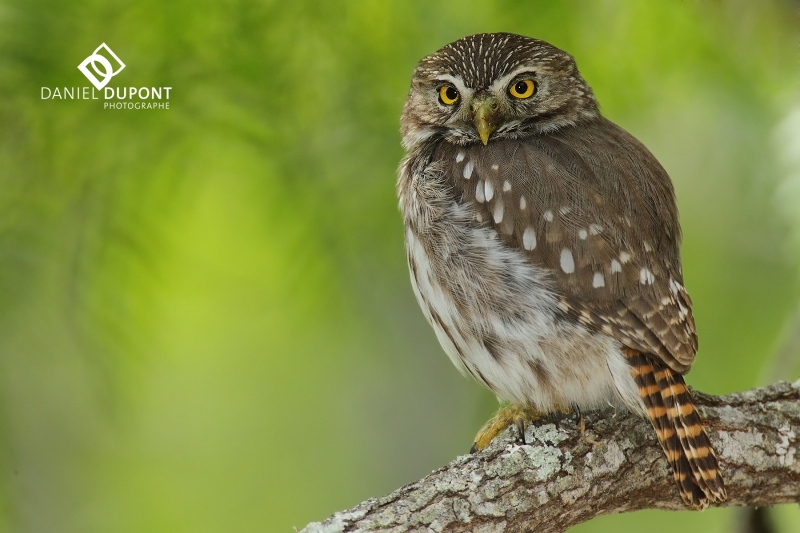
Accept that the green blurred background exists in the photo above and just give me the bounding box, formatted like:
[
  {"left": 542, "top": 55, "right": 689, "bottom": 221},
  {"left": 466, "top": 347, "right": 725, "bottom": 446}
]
[{"left": 1, "top": 1, "right": 799, "bottom": 531}]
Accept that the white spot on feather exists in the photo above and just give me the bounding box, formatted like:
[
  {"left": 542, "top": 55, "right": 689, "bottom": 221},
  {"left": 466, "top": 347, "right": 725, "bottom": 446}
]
[
  {"left": 544, "top": 210, "right": 554, "bottom": 222},
  {"left": 523, "top": 227, "right": 537, "bottom": 250},
  {"left": 643, "top": 241, "right": 652, "bottom": 252},
  {"left": 476, "top": 180, "right": 485, "bottom": 203},
  {"left": 560, "top": 249, "right": 575, "bottom": 274},
  {"left": 484, "top": 180, "right": 495, "bottom": 201},
  {"left": 611, "top": 259, "right": 622, "bottom": 273},
  {"left": 456, "top": 151, "right": 465, "bottom": 163},
  {"left": 578, "top": 229, "right": 588, "bottom": 240},
  {"left": 491, "top": 164, "right": 499, "bottom": 171},
  {"left": 669, "top": 278, "right": 681, "bottom": 296},
  {"left": 463, "top": 160, "right": 474, "bottom": 179},
  {"left": 619, "top": 251, "right": 631, "bottom": 264},
  {"left": 520, "top": 196, "right": 527, "bottom": 210},
  {"left": 493, "top": 197, "right": 504, "bottom": 223},
  {"left": 592, "top": 272, "right": 605, "bottom": 288},
  {"left": 503, "top": 180, "right": 511, "bottom": 192},
  {"left": 589, "top": 224, "right": 603, "bottom": 235},
  {"left": 639, "top": 268, "right": 654, "bottom": 285}
]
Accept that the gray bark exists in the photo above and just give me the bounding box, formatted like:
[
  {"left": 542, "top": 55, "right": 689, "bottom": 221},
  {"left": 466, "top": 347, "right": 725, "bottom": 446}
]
[{"left": 301, "top": 381, "right": 800, "bottom": 533}]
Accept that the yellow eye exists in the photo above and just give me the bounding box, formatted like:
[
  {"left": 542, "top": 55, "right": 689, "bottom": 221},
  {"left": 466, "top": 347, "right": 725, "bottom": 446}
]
[
  {"left": 438, "top": 85, "right": 459, "bottom": 105},
  {"left": 509, "top": 79, "right": 535, "bottom": 99}
]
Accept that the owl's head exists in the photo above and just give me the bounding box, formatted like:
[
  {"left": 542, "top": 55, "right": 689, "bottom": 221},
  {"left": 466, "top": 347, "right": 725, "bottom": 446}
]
[{"left": 401, "top": 33, "right": 599, "bottom": 149}]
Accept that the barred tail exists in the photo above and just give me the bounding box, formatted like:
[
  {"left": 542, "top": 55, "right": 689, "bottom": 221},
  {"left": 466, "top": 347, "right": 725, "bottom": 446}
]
[{"left": 624, "top": 349, "right": 727, "bottom": 509}]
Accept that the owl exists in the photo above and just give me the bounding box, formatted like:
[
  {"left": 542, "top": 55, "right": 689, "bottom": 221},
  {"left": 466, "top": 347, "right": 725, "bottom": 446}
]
[{"left": 397, "top": 33, "right": 726, "bottom": 509}]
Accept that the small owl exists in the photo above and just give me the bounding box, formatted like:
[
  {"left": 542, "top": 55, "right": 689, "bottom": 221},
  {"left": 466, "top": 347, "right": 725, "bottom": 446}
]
[{"left": 397, "top": 33, "right": 726, "bottom": 509}]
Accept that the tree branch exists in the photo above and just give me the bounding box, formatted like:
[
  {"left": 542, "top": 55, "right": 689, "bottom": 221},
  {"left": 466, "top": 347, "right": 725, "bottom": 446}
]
[{"left": 301, "top": 381, "right": 800, "bottom": 533}]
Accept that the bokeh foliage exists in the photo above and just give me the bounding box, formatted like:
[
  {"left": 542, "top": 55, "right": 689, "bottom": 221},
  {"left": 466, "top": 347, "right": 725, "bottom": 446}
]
[{"left": 0, "top": 1, "right": 798, "bottom": 531}]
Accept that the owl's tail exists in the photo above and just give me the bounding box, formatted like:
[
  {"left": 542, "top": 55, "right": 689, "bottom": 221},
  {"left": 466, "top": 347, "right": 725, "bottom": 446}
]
[{"left": 624, "top": 348, "right": 727, "bottom": 509}]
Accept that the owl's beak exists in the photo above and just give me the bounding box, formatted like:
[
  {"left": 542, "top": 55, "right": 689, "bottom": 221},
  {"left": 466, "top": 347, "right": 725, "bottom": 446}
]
[{"left": 473, "top": 98, "right": 498, "bottom": 145}]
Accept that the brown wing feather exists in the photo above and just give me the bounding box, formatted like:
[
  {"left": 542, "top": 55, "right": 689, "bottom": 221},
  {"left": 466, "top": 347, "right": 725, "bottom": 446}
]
[{"left": 436, "top": 117, "right": 697, "bottom": 373}]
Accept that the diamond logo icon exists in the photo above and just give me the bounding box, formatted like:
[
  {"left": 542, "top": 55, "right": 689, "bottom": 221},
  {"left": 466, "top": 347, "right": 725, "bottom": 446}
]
[{"left": 77, "top": 43, "right": 125, "bottom": 90}]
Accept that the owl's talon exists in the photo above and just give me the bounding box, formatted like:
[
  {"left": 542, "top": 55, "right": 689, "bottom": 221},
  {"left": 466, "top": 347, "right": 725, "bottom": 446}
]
[
  {"left": 471, "top": 403, "right": 542, "bottom": 452},
  {"left": 514, "top": 417, "right": 527, "bottom": 445},
  {"left": 575, "top": 406, "right": 585, "bottom": 437}
]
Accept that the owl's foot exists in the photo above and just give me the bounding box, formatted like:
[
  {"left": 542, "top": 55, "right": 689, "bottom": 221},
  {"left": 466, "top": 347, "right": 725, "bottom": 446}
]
[{"left": 470, "top": 403, "right": 544, "bottom": 453}]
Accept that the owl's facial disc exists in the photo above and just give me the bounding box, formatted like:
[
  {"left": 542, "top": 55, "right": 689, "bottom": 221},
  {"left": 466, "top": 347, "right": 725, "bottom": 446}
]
[
  {"left": 401, "top": 34, "right": 601, "bottom": 149},
  {"left": 472, "top": 97, "right": 500, "bottom": 145}
]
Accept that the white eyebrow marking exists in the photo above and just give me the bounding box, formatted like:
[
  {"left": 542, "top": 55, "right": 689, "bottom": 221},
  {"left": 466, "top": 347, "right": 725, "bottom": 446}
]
[
  {"left": 560, "top": 249, "right": 575, "bottom": 274},
  {"left": 523, "top": 227, "right": 536, "bottom": 250},
  {"left": 433, "top": 74, "right": 469, "bottom": 93},
  {"left": 487, "top": 66, "right": 537, "bottom": 93}
]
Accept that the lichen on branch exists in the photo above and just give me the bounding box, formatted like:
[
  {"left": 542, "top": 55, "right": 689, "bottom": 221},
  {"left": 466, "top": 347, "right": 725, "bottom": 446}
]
[{"left": 302, "top": 381, "right": 800, "bottom": 533}]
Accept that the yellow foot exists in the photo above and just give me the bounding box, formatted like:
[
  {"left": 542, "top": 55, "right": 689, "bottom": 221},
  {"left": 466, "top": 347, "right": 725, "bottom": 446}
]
[{"left": 470, "top": 403, "right": 544, "bottom": 453}]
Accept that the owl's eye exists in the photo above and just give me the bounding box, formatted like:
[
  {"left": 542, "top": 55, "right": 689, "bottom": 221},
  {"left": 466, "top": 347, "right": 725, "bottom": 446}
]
[
  {"left": 438, "top": 85, "right": 459, "bottom": 105},
  {"left": 509, "top": 79, "right": 535, "bottom": 99}
]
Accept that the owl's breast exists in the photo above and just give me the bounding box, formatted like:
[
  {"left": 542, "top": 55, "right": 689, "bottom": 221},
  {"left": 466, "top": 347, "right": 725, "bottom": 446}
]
[{"left": 397, "top": 145, "right": 640, "bottom": 413}]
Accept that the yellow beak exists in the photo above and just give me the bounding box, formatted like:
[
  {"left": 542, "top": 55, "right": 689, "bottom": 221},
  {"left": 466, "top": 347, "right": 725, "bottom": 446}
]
[{"left": 473, "top": 99, "right": 498, "bottom": 145}]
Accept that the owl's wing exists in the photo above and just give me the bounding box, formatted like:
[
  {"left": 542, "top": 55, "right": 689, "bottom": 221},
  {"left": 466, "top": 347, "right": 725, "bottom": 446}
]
[{"left": 438, "top": 117, "right": 697, "bottom": 373}]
